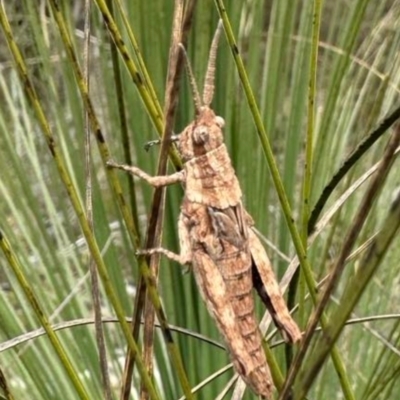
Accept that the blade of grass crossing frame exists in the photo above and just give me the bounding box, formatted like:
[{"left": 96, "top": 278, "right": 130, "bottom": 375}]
[
  {"left": 105, "top": 0, "right": 141, "bottom": 230},
  {"left": 112, "top": 0, "right": 164, "bottom": 119},
  {"left": 138, "top": 4, "right": 184, "bottom": 397},
  {"left": 286, "top": 0, "right": 324, "bottom": 373},
  {"left": 298, "top": 0, "right": 323, "bottom": 325},
  {"left": 83, "top": 1, "right": 112, "bottom": 398},
  {"left": 308, "top": 104, "right": 400, "bottom": 233}
]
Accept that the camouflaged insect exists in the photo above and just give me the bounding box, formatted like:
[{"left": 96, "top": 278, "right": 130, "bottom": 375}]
[{"left": 108, "top": 22, "right": 301, "bottom": 399}]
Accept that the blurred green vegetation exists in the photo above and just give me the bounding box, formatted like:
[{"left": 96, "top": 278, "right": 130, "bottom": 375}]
[{"left": 0, "top": 1, "right": 400, "bottom": 399}]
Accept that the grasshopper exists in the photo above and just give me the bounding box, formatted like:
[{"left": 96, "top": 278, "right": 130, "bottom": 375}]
[{"left": 108, "top": 22, "right": 301, "bottom": 399}]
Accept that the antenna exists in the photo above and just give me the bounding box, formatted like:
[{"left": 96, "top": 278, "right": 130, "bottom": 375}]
[
  {"left": 179, "top": 43, "right": 202, "bottom": 114},
  {"left": 203, "top": 20, "right": 223, "bottom": 106}
]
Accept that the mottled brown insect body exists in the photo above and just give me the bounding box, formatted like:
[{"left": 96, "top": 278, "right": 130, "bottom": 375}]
[
  {"left": 178, "top": 106, "right": 274, "bottom": 397},
  {"left": 108, "top": 23, "right": 301, "bottom": 399}
]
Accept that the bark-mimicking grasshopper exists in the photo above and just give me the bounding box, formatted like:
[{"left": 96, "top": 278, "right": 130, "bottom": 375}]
[{"left": 108, "top": 22, "right": 301, "bottom": 399}]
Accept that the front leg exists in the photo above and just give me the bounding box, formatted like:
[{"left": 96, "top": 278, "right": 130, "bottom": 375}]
[
  {"left": 138, "top": 213, "right": 192, "bottom": 267},
  {"left": 137, "top": 248, "right": 187, "bottom": 265},
  {"left": 107, "top": 160, "right": 185, "bottom": 188}
]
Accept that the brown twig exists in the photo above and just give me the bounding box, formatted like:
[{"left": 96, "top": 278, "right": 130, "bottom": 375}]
[{"left": 120, "top": 2, "right": 198, "bottom": 399}]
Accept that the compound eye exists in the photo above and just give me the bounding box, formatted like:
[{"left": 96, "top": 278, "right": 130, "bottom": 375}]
[
  {"left": 215, "top": 116, "right": 225, "bottom": 128},
  {"left": 193, "top": 126, "right": 209, "bottom": 144}
]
